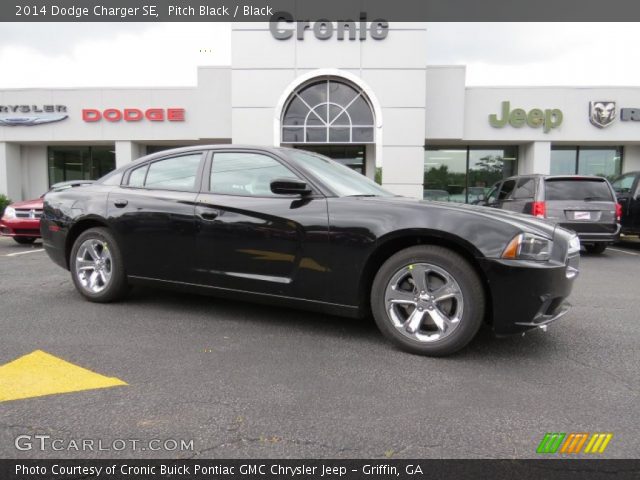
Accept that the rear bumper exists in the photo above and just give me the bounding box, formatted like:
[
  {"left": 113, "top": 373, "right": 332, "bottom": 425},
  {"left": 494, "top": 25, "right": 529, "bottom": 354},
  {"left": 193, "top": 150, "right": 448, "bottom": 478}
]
[
  {"left": 0, "top": 218, "right": 41, "bottom": 238},
  {"left": 557, "top": 222, "right": 620, "bottom": 244},
  {"left": 478, "top": 255, "right": 578, "bottom": 336}
]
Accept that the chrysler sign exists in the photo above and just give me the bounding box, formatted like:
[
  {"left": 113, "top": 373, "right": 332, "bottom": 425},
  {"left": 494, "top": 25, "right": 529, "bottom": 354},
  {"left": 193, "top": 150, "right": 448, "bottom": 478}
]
[{"left": 0, "top": 105, "right": 68, "bottom": 126}]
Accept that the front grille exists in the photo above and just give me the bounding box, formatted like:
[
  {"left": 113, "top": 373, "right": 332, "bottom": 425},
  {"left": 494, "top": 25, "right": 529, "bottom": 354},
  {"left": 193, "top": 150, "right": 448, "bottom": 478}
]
[{"left": 15, "top": 209, "right": 43, "bottom": 219}]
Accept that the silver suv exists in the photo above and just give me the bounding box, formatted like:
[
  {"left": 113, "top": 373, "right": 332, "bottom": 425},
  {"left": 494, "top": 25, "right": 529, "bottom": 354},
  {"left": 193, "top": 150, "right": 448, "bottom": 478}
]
[{"left": 480, "top": 175, "right": 620, "bottom": 254}]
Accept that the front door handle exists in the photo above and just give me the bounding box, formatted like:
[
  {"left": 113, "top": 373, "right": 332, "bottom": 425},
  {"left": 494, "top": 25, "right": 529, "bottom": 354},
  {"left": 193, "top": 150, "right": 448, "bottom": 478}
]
[
  {"left": 198, "top": 209, "right": 220, "bottom": 221},
  {"left": 113, "top": 199, "right": 128, "bottom": 208}
]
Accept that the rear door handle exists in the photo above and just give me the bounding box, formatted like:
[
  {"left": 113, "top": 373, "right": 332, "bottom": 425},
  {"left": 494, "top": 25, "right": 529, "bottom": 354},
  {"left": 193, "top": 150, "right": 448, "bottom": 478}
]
[
  {"left": 113, "top": 199, "right": 128, "bottom": 208},
  {"left": 198, "top": 209, "right": 220, "bottom": 221}
]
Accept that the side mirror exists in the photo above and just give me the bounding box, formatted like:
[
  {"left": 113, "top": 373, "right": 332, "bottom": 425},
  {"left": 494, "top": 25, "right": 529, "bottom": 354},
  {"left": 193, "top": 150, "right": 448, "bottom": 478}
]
[
  {"left": 477, "top": 193, "right": 485, "bottom": 201},
  {"left": 270, "top": 178, "right": 312, "bottom": 196}
]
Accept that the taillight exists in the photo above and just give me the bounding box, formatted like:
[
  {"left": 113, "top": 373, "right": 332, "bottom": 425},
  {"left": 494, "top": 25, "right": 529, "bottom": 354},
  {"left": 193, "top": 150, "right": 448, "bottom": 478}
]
[
  {"left": 532, "top": 201, "right": 546, "bottom": 218},
  {"left": 615, "top": 203, "right": 622, "bottom": 221}
]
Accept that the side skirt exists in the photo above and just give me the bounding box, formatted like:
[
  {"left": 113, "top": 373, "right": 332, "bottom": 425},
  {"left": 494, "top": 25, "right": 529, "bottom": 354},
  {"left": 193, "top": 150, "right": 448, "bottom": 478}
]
[{"left": 127, "top": 275, "right": 363, "bottom": 318}]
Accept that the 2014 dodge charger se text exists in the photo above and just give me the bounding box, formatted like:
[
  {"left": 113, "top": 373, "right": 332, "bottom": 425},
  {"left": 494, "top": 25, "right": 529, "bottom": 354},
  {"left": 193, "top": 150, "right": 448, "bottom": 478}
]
[{"left": 40, "top": 146, "right": 580, "bottom": 356}]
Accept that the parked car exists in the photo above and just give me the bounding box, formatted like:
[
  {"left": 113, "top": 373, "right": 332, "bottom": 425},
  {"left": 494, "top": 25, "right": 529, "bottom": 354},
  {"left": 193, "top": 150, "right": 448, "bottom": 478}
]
[
  {"left": 0, "top": 181, "right": 94, "bottom": 244},
  {"left": 449, "top": 187, "right": 491, "bottom": 204},
  {"left": 423, "top": 189, "right": 450, "bottom": 202},
  {"left": 41, "top": 146, "right": 580, "bottom": 356},
  {"left": 479, "top": 175, "right": 620, "bottom": 254},
  {"left": 611, "top": 171, "right": 640, "bottom": 236}
]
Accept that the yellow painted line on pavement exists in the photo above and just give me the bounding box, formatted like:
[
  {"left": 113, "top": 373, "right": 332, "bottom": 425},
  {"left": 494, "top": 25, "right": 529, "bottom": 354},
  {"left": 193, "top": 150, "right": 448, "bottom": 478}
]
[
  {"left": 0, "top": 350, "right": 127, "bottom": 403},
  {"left": 5, "top": 249, "right": 44, "bottom": 257}
]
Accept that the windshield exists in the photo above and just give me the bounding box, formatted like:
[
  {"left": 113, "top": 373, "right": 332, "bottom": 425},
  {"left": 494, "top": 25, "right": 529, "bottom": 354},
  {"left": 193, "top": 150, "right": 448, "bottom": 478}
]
[
  {"left": 544, "top": 178, "right": 613, "bottom": 201},
  {"left": 286, "top": 150, "right": 393, "bottom": 197}
]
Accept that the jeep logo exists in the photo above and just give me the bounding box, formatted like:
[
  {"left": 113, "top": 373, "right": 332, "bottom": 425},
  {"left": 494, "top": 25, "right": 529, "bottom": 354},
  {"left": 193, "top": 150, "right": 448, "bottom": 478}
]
[{"left": 489, "top": 101, "right": 563, "bottom": 133}]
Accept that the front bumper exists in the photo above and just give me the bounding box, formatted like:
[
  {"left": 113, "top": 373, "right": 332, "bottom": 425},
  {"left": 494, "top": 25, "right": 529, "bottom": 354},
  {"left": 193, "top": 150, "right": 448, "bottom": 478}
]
[
  {"left": 0, "top": 218, "right": 41, "bottom": 238},
  {"left": 478, "top": 253, "right": 579, "bottom": 336}
]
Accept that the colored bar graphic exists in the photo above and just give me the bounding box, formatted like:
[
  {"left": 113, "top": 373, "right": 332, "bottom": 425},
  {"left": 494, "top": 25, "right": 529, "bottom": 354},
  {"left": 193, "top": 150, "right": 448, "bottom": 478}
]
[
  {"left": 537, "top": 433, "right": 566, "bottom": 453},
  {"left": 538, "top": 433, "right": 613, "bottom": 454},
  {"left": 584, "top": 433, "right": 613, "bottom": 454}
]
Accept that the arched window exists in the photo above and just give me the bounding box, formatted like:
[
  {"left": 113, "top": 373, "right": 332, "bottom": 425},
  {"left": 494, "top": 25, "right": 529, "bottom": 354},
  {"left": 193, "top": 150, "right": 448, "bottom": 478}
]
[{"left": 281, "top": 79, "right": 375, "bottom": 144}]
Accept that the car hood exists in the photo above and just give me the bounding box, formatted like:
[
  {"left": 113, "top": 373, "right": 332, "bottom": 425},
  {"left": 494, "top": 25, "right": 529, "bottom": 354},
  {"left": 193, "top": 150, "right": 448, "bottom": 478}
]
[
  {"left": 9, "top": 198, "right": 43, "bottom": 209},
  {"left": 364, "top": 196, "right": 559, "bottom": 239}
]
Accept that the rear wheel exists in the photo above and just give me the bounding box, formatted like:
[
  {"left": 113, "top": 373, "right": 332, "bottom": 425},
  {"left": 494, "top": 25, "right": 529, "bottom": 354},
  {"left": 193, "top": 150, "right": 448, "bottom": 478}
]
[
  {"left": 371, "top": 245, "right": 485, "bottom": 356},
  {"left": 585, "top": 243, "right": 607, "bottom": 254},
  {"left": 13, "top": 237, "right": 36, "bottom": 245},
  {"left": 69, "top": 227, "right": 128, "bottom": 302}
]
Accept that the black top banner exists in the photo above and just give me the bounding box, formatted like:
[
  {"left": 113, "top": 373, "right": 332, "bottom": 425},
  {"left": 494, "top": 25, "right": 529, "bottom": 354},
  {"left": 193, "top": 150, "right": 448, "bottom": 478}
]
[
  {"left": 2, "top": 459, "right": 640, "bottom": 480},
  {"left": 4, "top": 0, "right": 640, "bottom": 22}
]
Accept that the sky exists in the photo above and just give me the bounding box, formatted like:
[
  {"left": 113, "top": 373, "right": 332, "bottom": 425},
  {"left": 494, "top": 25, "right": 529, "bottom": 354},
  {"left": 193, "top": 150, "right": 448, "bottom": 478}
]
[{"left": 0, "top": 22, "right": 637, "bottom": 88}]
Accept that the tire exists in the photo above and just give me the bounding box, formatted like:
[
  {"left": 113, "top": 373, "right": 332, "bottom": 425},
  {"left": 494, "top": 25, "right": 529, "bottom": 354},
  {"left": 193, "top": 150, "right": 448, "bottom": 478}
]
[
  {"left": 371, "top": 245, "right": 485, "bottom": 356},
  {"left": 585, "top": 243, "right": 607, "bottom": 254},
  {"left": 13, "top": 237, "right": 36, "bottom": 245},
  {"left": 69, "top": 227, "right": 128, "bottom": 303}
]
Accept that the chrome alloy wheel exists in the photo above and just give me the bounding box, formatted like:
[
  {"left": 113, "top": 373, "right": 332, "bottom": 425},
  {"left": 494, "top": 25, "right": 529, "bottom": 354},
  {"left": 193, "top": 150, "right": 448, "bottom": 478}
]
[
  {"left": 74, "top": 239, "right": 113, "bottom": 294},
  {"left": 384, "top": 263, "right": 464, "bottom": 343}
]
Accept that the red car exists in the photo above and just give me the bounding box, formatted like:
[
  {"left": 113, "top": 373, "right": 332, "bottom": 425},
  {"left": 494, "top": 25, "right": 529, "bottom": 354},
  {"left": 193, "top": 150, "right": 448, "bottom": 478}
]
[{"left": 1, "top": 181, "right": 93, "bottom": 244}]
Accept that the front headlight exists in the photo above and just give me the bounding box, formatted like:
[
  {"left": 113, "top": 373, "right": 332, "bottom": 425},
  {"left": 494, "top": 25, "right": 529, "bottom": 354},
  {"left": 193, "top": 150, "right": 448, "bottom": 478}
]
[
  {"left": 2, "top": 206, "right": 16, "bottom": 219},
  {"left": 502, "top": 232, "right": 552, "bottom": 261},
  {"left": 568, "top": 235, "right": 581, "bottom": 255}
]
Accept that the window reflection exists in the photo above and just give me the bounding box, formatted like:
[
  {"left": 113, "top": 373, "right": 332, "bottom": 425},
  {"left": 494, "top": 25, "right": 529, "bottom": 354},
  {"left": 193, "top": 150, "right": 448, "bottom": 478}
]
[
  {"left": 424, "top": 146, "right": 518, "bottom": 203},
  {"left": 48, "top": 146, "right": 115, "bottom": 186},
  {"left": 551, "top": 146, "right": 622, "bottom": 180}
]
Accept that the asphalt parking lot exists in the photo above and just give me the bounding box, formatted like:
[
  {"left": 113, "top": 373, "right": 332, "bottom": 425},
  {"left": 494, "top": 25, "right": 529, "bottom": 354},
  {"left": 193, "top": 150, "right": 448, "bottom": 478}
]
[{"left": 0, "top": 236, "right": 639, "bottom": 459}]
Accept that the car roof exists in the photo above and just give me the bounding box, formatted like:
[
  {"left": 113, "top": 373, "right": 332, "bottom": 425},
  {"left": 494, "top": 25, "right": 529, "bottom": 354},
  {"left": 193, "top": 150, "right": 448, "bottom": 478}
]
[
  {"left": 501, "top": 174, "right": 609, "bottom": 182},
  {"left": 129, "top": 144, "right": 289, "bottom": 166}
]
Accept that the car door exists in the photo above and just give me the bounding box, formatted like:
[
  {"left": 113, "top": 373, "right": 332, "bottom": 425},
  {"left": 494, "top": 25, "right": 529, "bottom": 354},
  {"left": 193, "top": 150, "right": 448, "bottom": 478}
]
[
  {"left": 483, "top": 182, "right": 501, "bottom": 207},
  {"left": 632, "top": 177, "right": 640, "bottom": 232},
  {"left": 612, "top": 173, "right": 639, "bottom": 232},
  {"left": 107, "top": 152, "right": 205, "bottom": 281},
  {"left": 192, "top": 150, "right": 330, "bottom": 300},
  {"left": 486, "top": 179, "right": 516, "bottom": 210},
  {"left": 511, "top": 177, "right": 536, "bottom": 214}
]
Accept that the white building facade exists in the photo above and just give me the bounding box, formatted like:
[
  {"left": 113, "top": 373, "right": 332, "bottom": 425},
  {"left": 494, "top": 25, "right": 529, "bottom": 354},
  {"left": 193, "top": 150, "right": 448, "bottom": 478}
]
[{"left": 1, "top": 22, "right": 640, "bottom": 202}]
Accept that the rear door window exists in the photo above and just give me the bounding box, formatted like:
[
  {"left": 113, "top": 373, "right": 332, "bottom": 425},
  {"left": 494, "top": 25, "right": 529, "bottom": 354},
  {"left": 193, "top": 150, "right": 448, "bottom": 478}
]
[
  {"left": 611, "top": 174, "right": 636, "bottom": 194},
  {"left": 145, "top": 154, "right": 202, "bottom": 191},
  {"left": 544, "top": 179, "right": 613, "bottom": 201},
  {"left": 514, "top": 178, "right": 535, "bottom": 199},
  {"left": 498, "top": 179, "right": 516, "bottom": 200}
]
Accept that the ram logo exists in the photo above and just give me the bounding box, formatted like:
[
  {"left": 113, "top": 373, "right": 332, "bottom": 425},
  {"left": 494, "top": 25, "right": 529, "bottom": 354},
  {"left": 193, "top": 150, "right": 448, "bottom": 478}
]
[{"left": 589, "top": 101, "right": 616, "bottom": 128}]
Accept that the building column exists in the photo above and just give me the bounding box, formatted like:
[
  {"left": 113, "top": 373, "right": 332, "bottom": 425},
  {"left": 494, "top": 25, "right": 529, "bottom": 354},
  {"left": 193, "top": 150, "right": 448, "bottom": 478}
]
[
  {"left": 381, "top": 146, "right": 424, "bottom": 198},
  {"left": 0, "top": 142, "right": 23, "bottom": 201},
  {"left": 519, "top": 141, "right": 551, "bottom": 175},
  {"left": 115, "top": 141, "right": 143, "bottom": 169},
  {"left": 21, "top": 145, "right": 48, "bottom": 200}
]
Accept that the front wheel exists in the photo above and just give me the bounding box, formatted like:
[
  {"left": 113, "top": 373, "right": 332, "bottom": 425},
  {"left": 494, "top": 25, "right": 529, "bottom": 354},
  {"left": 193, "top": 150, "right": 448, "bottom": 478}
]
[
  {"left": 69, "top": 227, "right": 128, "bottom": 302},
  {"left": 371, "top": 245, "right": 485, "bottom": 356}
]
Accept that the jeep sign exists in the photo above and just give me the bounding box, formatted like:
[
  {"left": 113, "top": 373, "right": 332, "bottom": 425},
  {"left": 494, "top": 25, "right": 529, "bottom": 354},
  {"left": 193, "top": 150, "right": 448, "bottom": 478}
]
[{"left": 489, "top": 101, "right": 563, "bottom": 133}]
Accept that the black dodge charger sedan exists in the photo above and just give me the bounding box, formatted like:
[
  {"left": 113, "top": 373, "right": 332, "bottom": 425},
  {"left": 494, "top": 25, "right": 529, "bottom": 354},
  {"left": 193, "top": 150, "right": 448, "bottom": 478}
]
[{"left": 41, "top": 146, "right": 580, "bottom": 356}]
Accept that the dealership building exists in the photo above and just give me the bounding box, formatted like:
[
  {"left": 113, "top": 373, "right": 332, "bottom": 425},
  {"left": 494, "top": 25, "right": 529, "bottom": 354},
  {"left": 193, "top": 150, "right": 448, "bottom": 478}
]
[{"left": 1, "top": 21, "right": 640, "bottom": 202}]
